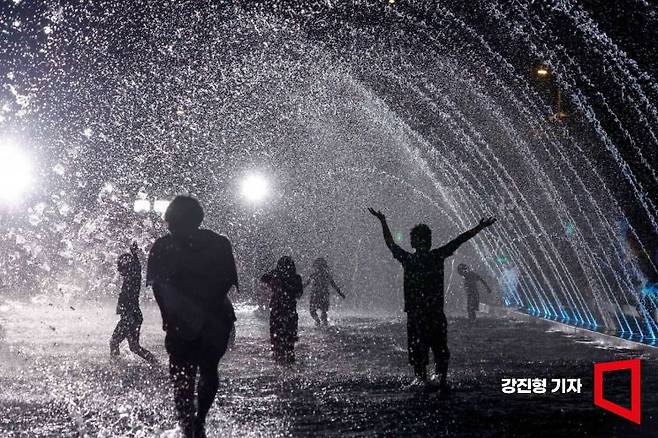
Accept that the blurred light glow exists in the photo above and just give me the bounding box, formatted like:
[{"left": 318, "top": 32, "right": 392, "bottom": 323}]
[
  {"left": 0, "top": 142, "right": 32, "bottom": 204},
  {"left": 133, "top": 199, "right": 151, "bottom": 213},
  {"left": 241, "top": 174, "right": 269, "bottom": 203},
  {"left": 536, "top": 67, "right": 550, "bottom": 76},
  {"left": 153, "top": 199, "right": 170, "bottom": 214}
]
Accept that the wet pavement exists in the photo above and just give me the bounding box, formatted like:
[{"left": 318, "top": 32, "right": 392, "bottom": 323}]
[{"left": 0, "top": 301, "right": 656, "bottom": 437}]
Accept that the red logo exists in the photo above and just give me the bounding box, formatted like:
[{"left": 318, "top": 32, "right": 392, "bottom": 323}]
[{"left": 593, "top": 358, "right": 641, "bottom": 424}]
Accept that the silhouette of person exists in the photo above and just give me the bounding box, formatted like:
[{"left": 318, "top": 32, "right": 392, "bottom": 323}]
[
  {"left": 147, "top": 196, "right": 239, "bottom": 438},
  {"left": 260, "top": 256, "right": 303, "bottom": 364},
  {"left": 457, "top": 263, "right": 492, "bottom": 321},
  {"left": 110, "top": 242, "right": 157, "bottom": 364},
  {"left": 303, "top": 257, "right": 345, "bottom": 326},
  {"left": 368, "top": 207, "right": 496, "bottom": 392}
]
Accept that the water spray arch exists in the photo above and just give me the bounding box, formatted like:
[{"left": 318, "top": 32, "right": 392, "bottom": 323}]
[{"left": 1, "top": 0, "right": 657, "bottom": 342}]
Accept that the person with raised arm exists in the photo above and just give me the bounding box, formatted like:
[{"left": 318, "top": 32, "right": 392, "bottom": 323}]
[
  {"left": 110, "top": 242, "right": 157, "bottom": 364},
  {"left": 368, "top": 207, "right": 496, "bottom": 394}
]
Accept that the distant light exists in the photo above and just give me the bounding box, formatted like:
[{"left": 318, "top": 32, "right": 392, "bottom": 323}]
[
  {"left": 536, "top": 67, "right": 550, "bottom": 77},
  {"left": 495, "top": 255, "right": 509, "bottom": 264},
  {"left": 241, "top": 174, "right": 269, "bottom": 203},
  {"left": 0, "top": 142, "right": 32, "bottom": 204},
  {"left": 176, "top": 108, "right": 184, "bottom": 116},
  {"left": 133, "top": 199, "right": 151, "bottom": 213},
  {"left": 153, "top": 199, "right": 170, "bottom": 214},
  {"left": 565, "top": 223, "right": 575, "bottom": 237},
  {"left": 388, "top": 0, "right": 396, "bottom": 4},
  {"left": 83, "top": 127, "right": 92, "bottom": 138}
]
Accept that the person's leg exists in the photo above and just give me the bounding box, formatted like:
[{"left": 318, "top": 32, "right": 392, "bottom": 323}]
[
  {"left": 310, "top": 299, "right": 321, "bottom": 326},
  {"left": 127, "top": 318, "right": 157, "bottom": 364},
  {"left": 110, "top": 317, "right": 128, "bottom": 357},
  {"left": 168, "top": 349, "right": 197, "bottom": 437},
  {"left": 196, "top": 359, "right": 220, "bottom": 437},
  {"left": 282, "top": 314, "right": 297, "bottom": 363},
  {"left": 270, "top": 315, "right": 282, "bottom": 362},
  {"left": 432, "top": 314, "right": 450, "bottom": 389},
  {"left": 466, "top": 290, "right": 475, "bottom": 320},
  {"left": 407, "top": 316, "right": 428, "bottom": 380},
  {"left": 467, "top": 306, "right": 476, "bottom": 321},
  {"left": 320, "top": 296, "right": 329, "bottom": 326},
  {"left": 278, "top": 330, "right": 295, "bottom": 364}
]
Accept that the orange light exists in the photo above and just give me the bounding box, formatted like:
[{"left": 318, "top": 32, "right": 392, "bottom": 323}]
[{"left": 536, "top": 67, "right": 550, "bottom": 77}]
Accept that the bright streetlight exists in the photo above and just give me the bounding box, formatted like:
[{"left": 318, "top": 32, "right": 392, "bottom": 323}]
[
  {"left": 0, "top": 142, "right": 33, "bottom": 204},
  {"left": 153, "top": 199, "right": 170, "bottom": 214},
  {"left": 241, "top": 174, "right": 269, "bottom": 203},
  {"left": 133, "top": 199, "right": 151, "bottom": 213},
  {"left": 536, "top": 66, "right": 550, "bottom": 77}
]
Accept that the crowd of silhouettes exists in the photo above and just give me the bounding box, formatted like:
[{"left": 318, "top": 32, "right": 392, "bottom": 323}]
[{"left": 110, "top": 194, "right": 499, "bottom": 435}]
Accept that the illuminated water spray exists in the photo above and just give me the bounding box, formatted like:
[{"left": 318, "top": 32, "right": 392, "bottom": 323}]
[{"left": 0, "top": 141, "right": 33, "bottom": 205}]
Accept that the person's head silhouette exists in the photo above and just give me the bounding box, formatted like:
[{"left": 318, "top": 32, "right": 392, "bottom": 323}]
[
  {"left": 276, "top": 256, "right": 296, "bottom": 277},
  {"left": 458, "top": 263, "right": 469, "bottom": 276},
  {"left": 164, "top": 195, "right": 204, "bottom": 236},
  {"left": 312, "top": 257, "right": 328, "bottom": 271},
  {"left": 117, "top": 253, "right": 133, "bottom": 276},
  {"left": 410, "top": 224, "right": 432, "bottom": 251}
]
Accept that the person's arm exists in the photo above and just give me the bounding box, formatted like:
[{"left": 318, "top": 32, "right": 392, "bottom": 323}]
[
  {"left": 151, "top": 284, "right": 169, "bottom": 331},
  {"left": 330, "top": 277, "right": 345, "bottom": 299},
  {"left": 260, "top": 271, "right": 273, "bottom": 284},
  {"left": 130, "top": 241, "right": 140, "bottom": 259},
  {"left": 295, "top": 275, "right": 304, "bottom": 299},
  {"left": 441, "top": 217, "right": 497, "bottom": 255},
  {"left": 225, "top": 239, "right": 240, "bottom": 294},
  {"left": 368, "top": 208, "right": 409, "bottom": 261},
  {"left": 146, "top": 240, "right": 168, "bottom": 330},
  {"left": 477, "top": 274, "right": 493, "bottom": 293}
]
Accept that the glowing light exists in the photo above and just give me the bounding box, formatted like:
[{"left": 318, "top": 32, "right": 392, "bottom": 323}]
[
  {"left": 153, "top": 199, "right": 170, "bottom": 214},
  {"left": 565, "top": 223, "right": 575, "bottom": 237},
  {"left": 0, "top": 142, "right": 33, "bottom": 204},
  {"left": 495, "top": 255, "right": 509, "bottom": 264},
  {"left": 133, "top": 199, "right": 151, "bottom": 213},
  {"left": 241, "top": 174, "right": 269, "bottom": 203},
  {"left": 536, "top": 67, "right": 550, "bottom": 77}
]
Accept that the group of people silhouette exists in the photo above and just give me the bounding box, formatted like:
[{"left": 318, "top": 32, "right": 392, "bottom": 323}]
[{"left": 110, "top": 195, "right": 496, "bottom": 438}]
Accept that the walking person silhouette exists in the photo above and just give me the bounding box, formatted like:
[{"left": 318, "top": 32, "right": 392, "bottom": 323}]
[
  {"left": 147, "top": 196, "right": 239, "bottom": 438},
  {"left": 457, "top": 263, "right": 492, "bottom": 321},
  {"left": 368, "top": 208, "right": 496, "bottom": 393},
  {"left": 261, "top": 256, "right": 303, "bottom": 364},
  {"left": 110, "top": 242, "right": 157, "bottom": 364},
  {"left": 304, "top": 257, "right": 345, "bottom": 326}
]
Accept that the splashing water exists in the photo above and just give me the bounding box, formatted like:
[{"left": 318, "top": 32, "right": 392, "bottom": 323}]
[{"left": 0, "top": 2, "right": 657, "bottom": 343}]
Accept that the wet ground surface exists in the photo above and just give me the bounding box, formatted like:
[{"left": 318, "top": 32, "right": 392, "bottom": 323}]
[{"left": 0, "top": 300, "right": 656, "bottom": 437}]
